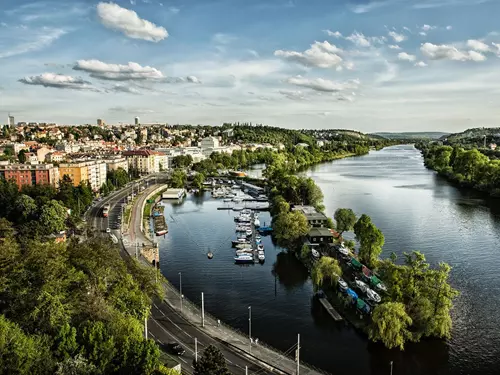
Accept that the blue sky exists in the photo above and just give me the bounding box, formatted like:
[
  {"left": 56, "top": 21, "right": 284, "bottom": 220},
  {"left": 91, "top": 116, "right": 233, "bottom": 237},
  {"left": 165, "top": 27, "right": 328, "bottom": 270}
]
[{"left": 1, "top": 0, "right": 499, "bottom": 132}]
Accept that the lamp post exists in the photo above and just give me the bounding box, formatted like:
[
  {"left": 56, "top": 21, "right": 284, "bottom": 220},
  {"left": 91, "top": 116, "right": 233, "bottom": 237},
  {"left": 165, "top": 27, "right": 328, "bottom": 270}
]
[
  {"left": 248, "top": 306, "right": 252, "bottom": 350},
  {"left": 179, "top": 272, "right": 183, "bottom": 311}
]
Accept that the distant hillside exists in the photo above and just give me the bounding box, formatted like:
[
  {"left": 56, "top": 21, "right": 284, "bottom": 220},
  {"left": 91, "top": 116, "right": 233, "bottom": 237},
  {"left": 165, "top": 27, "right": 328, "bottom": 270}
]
[
  {"left": 440, "top": 127, "right": 500, "bottom": 141},
  {"left": 371, "top": 132, "right": 450, "bottom": 140}
]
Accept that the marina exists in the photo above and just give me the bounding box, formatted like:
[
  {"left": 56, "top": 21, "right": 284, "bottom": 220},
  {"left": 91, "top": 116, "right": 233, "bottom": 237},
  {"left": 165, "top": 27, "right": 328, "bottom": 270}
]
[
  {"left": 152, "top": 205, "right": 168, "bottom": 236},
  {"left": 232, "top": 209, "right": 266, "bottom": 264}
]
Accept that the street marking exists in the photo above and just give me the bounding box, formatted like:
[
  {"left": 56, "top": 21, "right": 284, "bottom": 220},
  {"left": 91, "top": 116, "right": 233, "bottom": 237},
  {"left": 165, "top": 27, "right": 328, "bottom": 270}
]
[
  {"left": 179, "top": 357, "right": 188, "bottom": 364},
  {"left": 149, "top": 332, "right": 156, "bottom": 339},
  {"left": 150, "top": 318, "right": 195, "bottom": 355}
]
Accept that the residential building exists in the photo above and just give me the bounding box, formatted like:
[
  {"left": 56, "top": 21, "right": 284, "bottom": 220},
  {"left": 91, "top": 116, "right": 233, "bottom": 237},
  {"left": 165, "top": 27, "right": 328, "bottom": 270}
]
[
  {"left": 36, "top": 146, "right": 52, "bottom": 162},
  {"left": 97, "top": 118, "right": 104, "bottom": 126},
  {"left": 9, "top": 143, "right": 29, "bottom": 154},
  {"left": 58, "top": 160, "right": 107, "bottom": 191},
  {"left": 0, "top": 163, "right": 60, "bottom": 188},
  {"left": 307, "top": 227, "right": 334, "bottom": 246},
  {"left": 46, "top": 151, "right": 66, "bottom": 163},
  {"left": 123, "top": 150, "right": 165, "bottom": 174},
  {"left": 292, "top": 205, "right": 328, "bottom": 227},
  {"left": 105, "top": 157, "right": 128, "bottom": 173},
  {"left": 24, "top": 152, "right": 39, "bottom": 165}
]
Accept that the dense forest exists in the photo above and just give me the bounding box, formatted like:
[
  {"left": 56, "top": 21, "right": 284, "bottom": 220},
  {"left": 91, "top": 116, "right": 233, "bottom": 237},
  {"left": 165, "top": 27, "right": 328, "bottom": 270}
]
[{"left": 416, "top": 142, "right": 500, "bottom": 196}]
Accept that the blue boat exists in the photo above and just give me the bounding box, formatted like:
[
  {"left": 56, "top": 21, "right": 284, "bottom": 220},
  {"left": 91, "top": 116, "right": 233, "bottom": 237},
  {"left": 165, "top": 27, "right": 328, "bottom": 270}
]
[
  {"left": 346, "top": 288, "right": 358, "bottom": 301},
  {"left": 258, "top": 226, "right": 273, "bottom": 235}
]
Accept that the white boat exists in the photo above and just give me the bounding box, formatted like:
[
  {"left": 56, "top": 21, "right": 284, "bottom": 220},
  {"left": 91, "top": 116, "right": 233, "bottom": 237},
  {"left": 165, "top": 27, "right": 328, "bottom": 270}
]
[
  {"left": 258, "top": 252, "right": 265, "bottom": 262},
  {"left": 366, "top": 288, "right": 381, "bottom": 303},
  {"left": 234, "top": 254, "right": 254, "bottom": 263},
  {"left": 257, "top": 244, "right": 264, "bottom": 251},
  {"left": 338, "top": 279, "right": 348, "bottom": 292},
  {"left": 337, "top": 244, "right": 349, "bottom": 256},
  {"left": 236, "top": 249, "right": 253, "bottom": 255},
  {"left": 355, "top": 279, "right": 368, "bottom": 293},
  {"left": 233, "top": 198, "right": 242, "bottom": 203},
  {"left": 246, "top": 229, "right": 252, "bottom": 236},
  {"left": 232, "top": 238, "right": 249, "bottom": 246},
  {"left": 233, "top": 206, "right": 243, "bottom": 211},
  {"left": 254, "top": 218, "right": 261, "bottom": 227},
  {"left": 235, "top": 243, "right": 252, "bottom": 249},
  {"left": 375, "top": 282, "right": 388, "bottom": 293},
  {"left": 235, "top": 225, "right": 250, "bottom": 232},
  {"left": 223, "top": 198, "right": 232, "bottom": 202},
  {"left": 311, "top": 249, "right": 320, "bottom": 258}
]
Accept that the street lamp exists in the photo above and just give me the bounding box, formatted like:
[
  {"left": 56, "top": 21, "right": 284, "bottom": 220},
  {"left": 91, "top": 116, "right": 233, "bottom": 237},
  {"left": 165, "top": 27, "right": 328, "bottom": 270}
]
[
  {"left": 179, "top": 272, "right": 183, "bottom": 311},
  {"left": 248, "top": 306, "right": 252, "bottom": 347}
]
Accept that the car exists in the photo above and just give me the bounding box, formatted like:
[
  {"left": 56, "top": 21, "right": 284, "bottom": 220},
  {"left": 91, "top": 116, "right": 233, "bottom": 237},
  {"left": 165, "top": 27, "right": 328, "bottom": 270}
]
[
  {"left": 106, "top": 228, "right": 111, "bottom": 233},
  {"left": 163, "top": 343, "right": 185, "bottom": 356}
]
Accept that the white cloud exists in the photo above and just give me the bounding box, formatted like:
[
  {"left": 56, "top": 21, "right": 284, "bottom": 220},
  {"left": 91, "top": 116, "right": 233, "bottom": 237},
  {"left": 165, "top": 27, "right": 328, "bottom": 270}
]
[
  {"left": 492, "top": 43, "right": 500, "bottom": 54},
  {"left": 109, "top": 83, "right": 141, "bottom": 94},
  {"left": 398, "top": 52, "right": 416, "bottom": 61},
  {"left": 0, "top": 28, "right": 66, "bottom": 59},
  {"left": 96, "top": 2, "right": 168, "bottom": 42},
  {"left": 349, "top": 0, "right": 392, "bottom": 14},
  {"left": 421, "top": 42, "right": 487, "bottom": 61},
  {"left": 212, "top": 33, "right": 237, "bottom": 44},
  {"left": 279, "top": 90, "right": 307, "bottom": 100},
  {"left": 419, "top": 31, "right": 427, "bottom": 36},
  {"left": 388, "top": 44, "right": 401, "bottom": 49},
  {"left": 274, "top": 41, "right": 343, "bottom": 68},
  {"left": 324, "top": 30, "right": 342, "bottom": 38},
  {"left": 388, "top": 31, "right": 407, "bottom": 43},
  {"left": 466, "top": 39, "right": 491, "bottom": 52},
  {"left": 421, "top": 24, "right": 436, "bottom": 31},
  {"left": 403, "top": 26, "right": 411, "bottom": 32},
  {"left": 286, "top": 76, "right": 360, "bottom": 92},
  {"left": 168, "top": 6, "right": 180, "bottom": 14},
  {"left": 446, "top": 25, "right": 453, "bottom": 30},
  {"left": 186, "top": 76, "right": 201, "bottom": 84},
  {"left": 74, "top": 59, "right": 164, "bottom": 80},
  {"left": 18, "top": 73, "right": 96, "bottom": 90},
  {"left": 346, "top": 32, "right": 371, "bottom": 47},
  {"left": 415, "top": 61, "right": 428, "bottom": 67}
]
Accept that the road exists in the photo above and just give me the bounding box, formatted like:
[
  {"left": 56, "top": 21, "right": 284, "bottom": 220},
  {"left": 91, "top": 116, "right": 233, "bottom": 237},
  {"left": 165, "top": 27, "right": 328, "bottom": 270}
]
[{"left": 86, "top": 179, "right": 275, "bottom": 375}]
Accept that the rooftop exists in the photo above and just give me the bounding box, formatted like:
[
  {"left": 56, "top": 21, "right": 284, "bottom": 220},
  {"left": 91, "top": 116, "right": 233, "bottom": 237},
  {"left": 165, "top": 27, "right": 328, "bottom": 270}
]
[{"left": 308, "top": 227, "right": 334, "bottom": 237}]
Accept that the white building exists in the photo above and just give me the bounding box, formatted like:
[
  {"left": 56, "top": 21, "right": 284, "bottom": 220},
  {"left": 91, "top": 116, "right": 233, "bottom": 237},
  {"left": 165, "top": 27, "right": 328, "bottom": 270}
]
[
  {"left": 105, "top": 157, "right": 129, "bottom": 173},
  {"left": 87, "top": 161, "right": 107, "bottom": 191},
  {"left": 123, "top": 150, "right": 165, "bottom": 174},
  {"left": 200, "top": 137, "right": 219, "bottom": 149}
]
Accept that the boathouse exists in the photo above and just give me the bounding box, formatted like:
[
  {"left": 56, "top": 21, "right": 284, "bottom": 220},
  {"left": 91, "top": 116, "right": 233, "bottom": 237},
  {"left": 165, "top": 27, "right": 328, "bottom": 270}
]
[
  {"left": 292, "top": 205, "right": 328, "bottom": 227},
  {"left": 307, "top": 227, "right": 334, "bottom": 246}
]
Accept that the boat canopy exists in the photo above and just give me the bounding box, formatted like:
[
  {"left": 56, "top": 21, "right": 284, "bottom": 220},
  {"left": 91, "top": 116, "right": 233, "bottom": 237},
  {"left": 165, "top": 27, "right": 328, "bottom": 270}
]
[
  {"left": 370, "top": 275, "right": 382, "bottom": 286},
  {"left": 346, "top": 288, "right": 358, "bottom": 300},
  {"left": 362, "top": 265, "right": 372, "bottom": 278},
  {"left": 351, "top": 258, "right": 363, "bottom": 270},
  {"left": 356, "top": 298, "right": 370, "bottom": 313}
]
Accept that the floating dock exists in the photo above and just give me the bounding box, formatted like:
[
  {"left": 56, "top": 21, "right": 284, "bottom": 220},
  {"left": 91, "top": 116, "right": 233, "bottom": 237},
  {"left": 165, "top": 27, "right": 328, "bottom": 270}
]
[{"left": 318, "top": 297, "right": 343, "bottom": 321}]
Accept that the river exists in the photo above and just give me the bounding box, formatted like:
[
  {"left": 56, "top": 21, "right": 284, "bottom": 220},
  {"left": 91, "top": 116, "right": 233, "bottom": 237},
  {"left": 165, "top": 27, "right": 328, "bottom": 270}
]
[{"left": 158, "top": 145, "right": 500, "bottom": 375}]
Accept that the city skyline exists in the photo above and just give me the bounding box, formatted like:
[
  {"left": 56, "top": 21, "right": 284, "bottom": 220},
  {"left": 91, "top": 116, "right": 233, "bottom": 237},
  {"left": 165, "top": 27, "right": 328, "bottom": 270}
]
[{"left": 1, "top": 0, "right": 499, "bottom": 132}]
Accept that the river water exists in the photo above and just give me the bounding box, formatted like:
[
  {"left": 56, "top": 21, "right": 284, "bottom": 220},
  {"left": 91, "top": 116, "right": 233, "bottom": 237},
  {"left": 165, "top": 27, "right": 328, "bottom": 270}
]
[{"left": 158, "top": 145, "right": 500, "bottom": 375}]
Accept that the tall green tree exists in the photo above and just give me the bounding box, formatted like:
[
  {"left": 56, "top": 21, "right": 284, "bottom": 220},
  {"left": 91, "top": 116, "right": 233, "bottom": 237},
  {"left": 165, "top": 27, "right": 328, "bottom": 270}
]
[
  {"left": 16, "top": 194, "right": 38, "bottom": 223},
  {"left": 192, "top": 173, "right": 205, "bottom": 190},
  {"left": 18, "top": 149, "right": 27, "bottom": 164},
  {"left": 353, "top": 214, "right": 384, "bottom": 268},
  {"left": 369, "top": 302, "right": 413, "bottom": 350},
  {"left": 193, "top": 345, "right": 230, "bottom": 375},
  {"left": 169, "top": 169, "right": 187, "bottom": 188},
  {"left": 39, "top": 200, "right": 67, "bottom": 235},
  {"left": 334, "top": 208, "right": 357, "bottom": 235},
  {"left": 273, "top": 211, "right": 310, "bottom": 249},
  {"left": 311, "top": 256, "right": 342, "bottom": 289}
]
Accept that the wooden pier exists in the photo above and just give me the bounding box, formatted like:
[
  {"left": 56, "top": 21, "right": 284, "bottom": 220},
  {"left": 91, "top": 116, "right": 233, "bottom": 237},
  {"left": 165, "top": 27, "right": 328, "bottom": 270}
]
[{"left": 318, "top": 297, "right": 343, "bottom": 321}]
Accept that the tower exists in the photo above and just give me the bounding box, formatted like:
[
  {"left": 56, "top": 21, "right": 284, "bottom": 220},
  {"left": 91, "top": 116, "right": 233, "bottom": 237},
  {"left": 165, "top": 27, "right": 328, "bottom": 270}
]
[
  {"left": 8, "top": 114, "right": 15, "bottom": 128},
  {"left": 135, "top": 116, "right": 140, "bottom": 126},
  {"left": 97, "top": 118, "right": 104, "bottom": 126}
]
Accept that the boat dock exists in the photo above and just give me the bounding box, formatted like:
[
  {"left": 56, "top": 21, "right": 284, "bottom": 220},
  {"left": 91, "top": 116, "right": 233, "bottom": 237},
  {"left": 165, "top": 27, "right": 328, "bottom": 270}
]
[{"left": 318, "top": 296, "right": 343, "bottom": 321}]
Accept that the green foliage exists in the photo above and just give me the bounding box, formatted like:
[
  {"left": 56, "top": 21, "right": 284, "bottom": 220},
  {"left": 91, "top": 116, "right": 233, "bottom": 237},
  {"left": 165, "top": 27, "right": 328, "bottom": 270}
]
[
  {"left": 192, "top": 173, "right": 205, "bottom": 190},
  {"left": 300, "top": 244, "right": 311, "bottom": 259},
  {"left": 334, "top": 208, "right": 356, "bottom": 234},
  {"left": 39, "top": 200, "right": 68, "bottom": 235},
  {"left": 272, "top": 211, "right": 310, "bottom": 249},
  {"left": 311, "top": 256, "right": 342, "bottom": 289},
  {"left": 353, "top": 214, "right": 384, "bottom": 268},
  {"left": 18, "top": 149, "right": 27, "bottom": 164},
  {"left": 0, "top": 234, "right": 164, "bottom": 374},
  {"left": 193, "top": 345, "right": 230, "bottom": 375},
  {"left": 172, "top": 155, "right": 193, "bottom": 168},
  {"left": 369, "top": 302, "right": 413, "bottom": 350},
  {"left": 107, "top": 168, "right": 130, "bottom": 189},
  {"left": 169, "top": 169, "right": 187, "bottom": 188}
]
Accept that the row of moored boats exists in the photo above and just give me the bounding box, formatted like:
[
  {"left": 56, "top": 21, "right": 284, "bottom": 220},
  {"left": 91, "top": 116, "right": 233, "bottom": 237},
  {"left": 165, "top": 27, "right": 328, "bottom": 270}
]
[{"left": 233, "top": 210, "right": 264, "bottom": 264}]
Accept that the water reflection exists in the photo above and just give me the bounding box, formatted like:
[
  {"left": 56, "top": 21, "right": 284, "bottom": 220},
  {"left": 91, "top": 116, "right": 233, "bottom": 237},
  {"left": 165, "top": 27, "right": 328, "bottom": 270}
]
[{"left": 272, "top": 251, "right": 309, "bottom": 290}]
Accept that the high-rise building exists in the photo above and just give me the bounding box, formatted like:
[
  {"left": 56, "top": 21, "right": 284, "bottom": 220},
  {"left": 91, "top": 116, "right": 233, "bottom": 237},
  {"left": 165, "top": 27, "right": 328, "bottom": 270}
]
[
  {"left": 8, "top": 114, "right": 15, "bottom": 128},
  {"left": 97, "top": 118, "right": 104, "bottom": 126},
  {"left": 135, "top": 117, "right": 140, "bottom": 125}
]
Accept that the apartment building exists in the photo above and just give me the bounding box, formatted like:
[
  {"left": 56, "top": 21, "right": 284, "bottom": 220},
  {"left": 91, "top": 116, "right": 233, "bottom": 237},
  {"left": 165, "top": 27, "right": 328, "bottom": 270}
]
[
  {"left": 58, "top": 160, "right": 107, "bottom": 191},
  {"left": 46, "top": 151, "right": 66, "bottom": 163},
  {"left": 105, "top": 157, "right": 129, "bottom": 173},
  {"left": 0, "top": 163, "right": 60, "bottom": 188},
  {"left": 123, "top": 150, "right": 166, "bottom": 175}
]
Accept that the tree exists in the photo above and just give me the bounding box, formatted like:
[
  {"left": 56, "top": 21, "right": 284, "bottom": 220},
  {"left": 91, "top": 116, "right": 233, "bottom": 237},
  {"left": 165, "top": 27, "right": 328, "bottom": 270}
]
[
  {"left": 18, "top": 149, "right": 27, "bottom": 164},
  {"left": 334, "top": 208, "right": 356, "bottom": 235},
  {"left": 39, "top": 200, "right": 68, "bottom": 235},
  {"left": 273, "top": 211, "right": 310, "bottom": 249},
  {"left": 311, "top": 256, "right": 342, "bottom": 289},
  {"left": 192, "top": 173, "right": 205, "bottom": 190},
  {"left": 369, "top": 302, "right": 413, "bottom": 350},
  {"left": 193, "top": 345, "right": 230, "bottom": 375},
  {"left": 353, "top": 214, "right": 384, "bottom": 268},
  {"left": 170, "top": 169, "right": 187, "bottom": 189},
  {"left": 16, "top": 194, "right": 38, "bottom": 223}
]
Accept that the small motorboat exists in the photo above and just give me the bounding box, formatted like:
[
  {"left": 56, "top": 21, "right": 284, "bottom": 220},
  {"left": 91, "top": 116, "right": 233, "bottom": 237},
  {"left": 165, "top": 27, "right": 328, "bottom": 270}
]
[
  {"left": 155, "top": 229, "right": 168, "bottom": 236},
  {"left": 233, "top": 206, "right": 243, "bottom": 211},
  {"left": 311, "top": 249, "right": 320, "bottom": 259},
  {"left": 223, "top": 198, "right": 232, "bottom": 202},
  {"left": 366, "top": 288, "right": 381, "bottom": 303},
  {"left": 375, "top": 282, "right": 388, "bottom": 293},
  {"left": 235, "top": 243, "right": 252, "bottom": 249},
  {"left": 258, "top": 252, "right": 265, "bottom": 262},
  {"left": 338, "top": 278, "right": 348, "bottom": 292},
  {"left": 337, "top": 244, "right": 349, "bottom": 256},
  {"left": 232, "top": 238, "right": 250, "bottom": 246},
  {"left": 355, "top": 279, "right": 368, "bottom": 293},
  {"left": 234, "top": 254, "right": 254, "bottom": 264},
  {"left": 254, "top": 218, "right": 261, "bottom": 227},
  {"left": 255, "top": 235, "right": 261, "bottom": 241},
  {"left": 257, "top": 244, "right": 264, "bottom": 251},
  {"left": 236, "top": 249, "right": 253, "bottom": 255},
  {"left": 246, "top": 229, "right": 252, "bottom": 236},
  {"left": 255, "top": 239, "right": 262, "bottom": 245},
  {"left": 207, "top": 251, "right": 214, "bottom": 259}
]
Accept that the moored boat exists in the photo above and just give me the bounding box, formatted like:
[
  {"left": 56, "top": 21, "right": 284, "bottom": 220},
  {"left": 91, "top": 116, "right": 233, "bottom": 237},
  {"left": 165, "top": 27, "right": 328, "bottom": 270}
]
[
  {"left": 234, "top": 254, "right": 254, "bottom": 264},
  {"left": 235, "top": 243, "right": 252, "bottom": 249},
  {"left": 155, "top": 229, "right": 168, "bottom": 236}
]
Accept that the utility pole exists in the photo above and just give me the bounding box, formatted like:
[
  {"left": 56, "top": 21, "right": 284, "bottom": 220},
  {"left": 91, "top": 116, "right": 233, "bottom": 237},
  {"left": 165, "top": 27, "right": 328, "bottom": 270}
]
[
  {"left": 245, "top": 366, "right": 248, "bottom": 375},
  {"left": 135, "top": 241, "right": 138, "bottom": 259},
  {"left": 248, "top": 306, "right": 252, "bottom": 351},
  {"left": 390, "top": 361, "right": 393, "bottom": 375},
  {"left": 195, "top": 338, "right": 198, "bottom": 362},
  {"left": 296, "top": 333, "right": 300, "bottom": 375},
  {"left": 201, "top": 292, "right": 205, "bottom": 327},
  {"left": 144, "top": 316, "right": 148, "bottom": 339},
  {"left": 179, "top": 272, "right": 183, "bottom": 311}
]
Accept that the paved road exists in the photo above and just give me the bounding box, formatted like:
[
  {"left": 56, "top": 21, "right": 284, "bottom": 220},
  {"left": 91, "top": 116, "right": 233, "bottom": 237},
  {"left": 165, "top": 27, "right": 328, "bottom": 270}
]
[{"left": 87, "top": 180, "right": 275, "bottom": 375}]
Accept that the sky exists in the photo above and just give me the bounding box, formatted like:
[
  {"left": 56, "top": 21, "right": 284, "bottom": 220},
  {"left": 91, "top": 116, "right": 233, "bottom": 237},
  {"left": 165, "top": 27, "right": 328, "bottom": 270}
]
[{"left": 0, "top": 0, "right": 499, "bottom": 132}]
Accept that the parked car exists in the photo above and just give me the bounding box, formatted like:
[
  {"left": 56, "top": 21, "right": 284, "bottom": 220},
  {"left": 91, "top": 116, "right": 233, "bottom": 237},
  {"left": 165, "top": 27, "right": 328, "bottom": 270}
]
[{"left": 163, "top": 342, "right": 185, "bottom": 356}]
